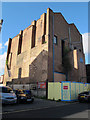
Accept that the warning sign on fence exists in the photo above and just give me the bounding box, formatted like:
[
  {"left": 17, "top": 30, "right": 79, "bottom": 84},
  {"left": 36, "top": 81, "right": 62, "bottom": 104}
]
[
  {"left": 38, "top": 82, "right": 46, "bottom": 89},
  {"left": 63, "top": 86, "right": 68, "bottom": 89}
]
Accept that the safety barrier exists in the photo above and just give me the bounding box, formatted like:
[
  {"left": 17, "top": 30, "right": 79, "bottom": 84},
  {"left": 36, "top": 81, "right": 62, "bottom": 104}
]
[{"left": 48, "top": 81, "right": 90, "bottom": 101}]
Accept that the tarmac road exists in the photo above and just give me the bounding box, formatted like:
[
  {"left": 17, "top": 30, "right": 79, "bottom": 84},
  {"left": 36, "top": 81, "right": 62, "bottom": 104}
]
[{"left": 1, "top": 98, "right": 90, "bottom": 119}]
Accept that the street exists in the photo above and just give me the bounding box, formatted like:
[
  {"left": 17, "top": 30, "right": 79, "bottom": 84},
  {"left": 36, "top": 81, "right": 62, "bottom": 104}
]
[{"left": 1, "top": 98, "right": 90, "bottom": 119}]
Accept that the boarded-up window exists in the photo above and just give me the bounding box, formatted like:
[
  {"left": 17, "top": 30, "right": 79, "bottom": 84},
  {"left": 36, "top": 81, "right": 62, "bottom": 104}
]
[
  {"left": 73, "top": 50, "right": 78, "bottom": 69},
  {"left": 18, "top": 68, "right": 22, "bottom": 78}
]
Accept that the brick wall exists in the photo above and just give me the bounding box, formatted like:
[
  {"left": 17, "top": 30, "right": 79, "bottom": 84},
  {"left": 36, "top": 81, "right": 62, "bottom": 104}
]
[
  {"left": 47, "top": 8, "right": 86, "bottom": 82},
  {"left": 4, "top": 8, "right": 87, "bottom": 86}
]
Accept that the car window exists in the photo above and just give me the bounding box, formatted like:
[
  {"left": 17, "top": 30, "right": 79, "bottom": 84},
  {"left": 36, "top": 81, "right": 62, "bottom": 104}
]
[
  {"left": 84, "top": 92, "right": 89, "bottom": 95},
  {"left": 2, "top": 87, "right": 13, "bottom": 93},
  {"left": 80, "top": 92, "right": 89, "bottom": 95},
  {"left": 0, "top": 87, "right": 2, "bottom": 92},
  {"left": 18, "top": 90, "right": 24, "bottom": 94},
  {"left": 23, "top": 90, "right": 31, "bottom": 94}
]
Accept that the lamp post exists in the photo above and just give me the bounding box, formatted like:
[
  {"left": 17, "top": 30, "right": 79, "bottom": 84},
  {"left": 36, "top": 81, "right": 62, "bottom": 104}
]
[{"left": 0, "top": 19, "right": 3, "bottom": 32}]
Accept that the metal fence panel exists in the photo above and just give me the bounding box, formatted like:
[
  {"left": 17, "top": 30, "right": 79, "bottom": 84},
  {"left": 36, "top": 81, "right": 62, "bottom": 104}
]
[
  {"left": 80, "top": 83, "right": 84, "bottom": 93},
  {"left": 61, "top": 82, "right": 71, "bottom": 101},
  {"left": 75, "top": 83, "right": 80, "bottom": 98},
  {"left": 71, "top": 82, "right": 76, "bottom": 100},
  {"left": 53, "top": 82, "right": 61, "bottom": 100},
  {"left": 48, "top": 82, "right": 54, "bottom": 100},
  {"left": 84, "top": 83, "right": 88, "bottom": 91},
  {"left": 48, "top": 82, "right": 90, "bottom": 101}
]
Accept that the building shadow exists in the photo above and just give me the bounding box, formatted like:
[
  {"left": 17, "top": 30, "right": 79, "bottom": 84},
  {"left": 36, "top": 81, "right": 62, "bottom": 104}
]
[{"left": 7, "top": 49, "right": 48, "bottom": 85}]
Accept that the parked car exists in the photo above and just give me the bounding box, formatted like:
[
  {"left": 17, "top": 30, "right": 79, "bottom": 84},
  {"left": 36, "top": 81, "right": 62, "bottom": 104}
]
[
  {"left": 78, "top": 91, "right": 90, "bottom": 103},
  {"left": 22, "top": 90, "right": 34, "bottom": 103},
  {"left": 0, "top": 86, "right": 17, "bottom": 104},
  {"left": 14, "top": 89, "right": 34, "bottom": 103}
]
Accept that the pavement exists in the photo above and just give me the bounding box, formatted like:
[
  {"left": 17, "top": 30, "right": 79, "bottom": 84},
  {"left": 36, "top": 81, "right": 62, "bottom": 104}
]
[{"left": 1, "top": 98, "right": 90, "bottom": 119}]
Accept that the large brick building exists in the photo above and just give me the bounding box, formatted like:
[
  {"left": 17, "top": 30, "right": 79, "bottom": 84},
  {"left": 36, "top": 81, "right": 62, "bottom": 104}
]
[
  {"left": 4, "top": 8, "right": 86, "bottom": 86},
  {"left": 86, "top": 64, "right": 90, "bottom": 83}
]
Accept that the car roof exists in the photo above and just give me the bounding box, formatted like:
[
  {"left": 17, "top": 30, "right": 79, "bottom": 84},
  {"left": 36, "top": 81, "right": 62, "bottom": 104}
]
[
  {"left": 0, "top": 86, "right": 12, "bottom": 89},
  {"left": 80, "top": 91, "right": 90, "bottom": 94}
]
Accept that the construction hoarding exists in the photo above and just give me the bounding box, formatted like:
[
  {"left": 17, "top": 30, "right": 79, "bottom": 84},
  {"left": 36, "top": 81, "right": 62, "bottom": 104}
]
[{"left": 48, "top": 81, "right": 90, "bottom": 101}]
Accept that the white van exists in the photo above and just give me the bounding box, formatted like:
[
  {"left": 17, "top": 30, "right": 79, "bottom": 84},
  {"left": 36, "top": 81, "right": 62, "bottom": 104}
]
[{"left": 0, "top": 86, "right": 17, "bottom": 104}]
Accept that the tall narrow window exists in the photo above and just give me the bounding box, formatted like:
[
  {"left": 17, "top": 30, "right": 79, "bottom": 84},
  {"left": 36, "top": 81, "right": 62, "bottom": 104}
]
[
  {"left": 73, "top": 49, "right": 78, "bottom": 69},
  {"left": 18, "top": 68, "right": 22, "bottom": 78},
  {"left": 18, "top": 36, "right": 22, "bottom": 55},
  {"left": 9, "top": 53, "right": 12, "bottom": 69},
  {"left": 42, "top": 14, "right": 46, "bottom": 44},
  {"left": 74, "top": 47, "right": 77, "bottom": 49},
  {"left": 44, "top": 13, "right": 46, "bottom": 35},
  {"left": 31, "top": 23, "right": 36, "bottom": 48},
  {"left": 42, "top": 35, "right": 45, "bottom": 44},
  {"left": 61, "top": 40, "right": 65, "bottom": 64},
  {"left": 54, "top": 35, "right": 57, "bottom": 44},
  {"left": 18, "top": 31, "right": 23, "bottom": 55},
  {"left": 8, "top": 53, "right": 12, "bottom": 70},
  {"left": 7, "top": 38, "right": 12, "bottom": 61}
]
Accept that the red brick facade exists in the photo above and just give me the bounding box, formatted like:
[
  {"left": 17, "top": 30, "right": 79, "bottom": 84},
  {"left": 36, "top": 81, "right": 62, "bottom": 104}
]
[{"left": 4, "top": 8, "right": 86, "bottom": 85}]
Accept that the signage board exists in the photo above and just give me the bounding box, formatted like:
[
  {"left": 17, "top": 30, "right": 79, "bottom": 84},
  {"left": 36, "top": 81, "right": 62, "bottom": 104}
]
[
  {"left": 63, "top": 86, "right": 68, "bottom": 89},
  {"left": 38, "top": 82, "right": 46, "bottom": 89}
]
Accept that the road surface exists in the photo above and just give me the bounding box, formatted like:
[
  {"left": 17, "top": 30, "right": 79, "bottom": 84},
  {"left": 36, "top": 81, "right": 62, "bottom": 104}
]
[{"left": 1, "top": 98, "right": 90, "bottom": 119}]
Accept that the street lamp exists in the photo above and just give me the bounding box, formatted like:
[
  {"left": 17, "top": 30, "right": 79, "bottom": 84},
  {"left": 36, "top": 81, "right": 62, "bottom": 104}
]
[{"left": 0, "top": 19, "right": 3, "bottom": 32}]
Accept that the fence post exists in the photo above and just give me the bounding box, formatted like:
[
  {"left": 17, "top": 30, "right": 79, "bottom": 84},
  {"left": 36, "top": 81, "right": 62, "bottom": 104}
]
[{"left": 46, "top": 80, "right": 48, "bottom": 99}]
